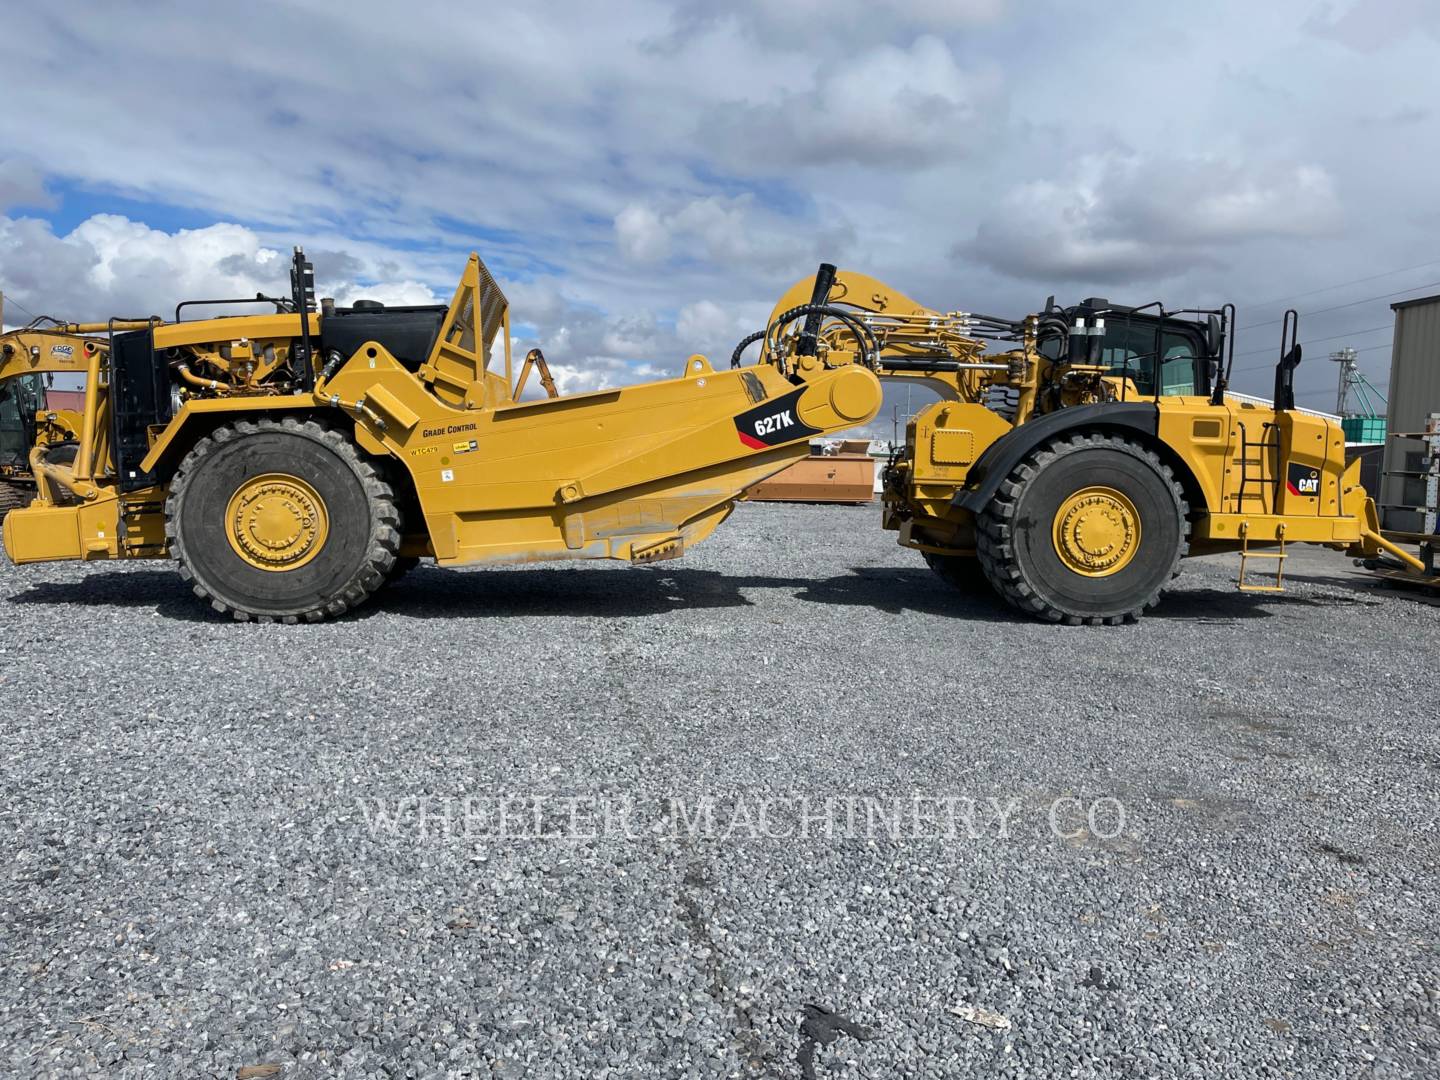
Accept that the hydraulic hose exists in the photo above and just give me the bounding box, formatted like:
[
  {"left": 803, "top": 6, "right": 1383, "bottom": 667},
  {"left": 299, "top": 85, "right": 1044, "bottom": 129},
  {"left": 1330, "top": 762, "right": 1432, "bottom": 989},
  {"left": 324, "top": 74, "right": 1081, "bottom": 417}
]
[
  {"left": 172, "top": 362, "right": 228, "bottom": 392},
  {"left": 730, "top": 330, "right": 767, "bottom": 369},
  {"left": 763, "top": 303, "right": 882, "bottom": 369}
]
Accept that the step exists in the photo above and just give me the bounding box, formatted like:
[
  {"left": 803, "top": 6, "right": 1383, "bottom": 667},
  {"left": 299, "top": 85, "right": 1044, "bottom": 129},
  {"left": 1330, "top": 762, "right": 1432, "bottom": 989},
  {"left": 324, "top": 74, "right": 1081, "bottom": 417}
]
[{"left": 1237, "top": 582, "right": 1286, "bottom": 593}]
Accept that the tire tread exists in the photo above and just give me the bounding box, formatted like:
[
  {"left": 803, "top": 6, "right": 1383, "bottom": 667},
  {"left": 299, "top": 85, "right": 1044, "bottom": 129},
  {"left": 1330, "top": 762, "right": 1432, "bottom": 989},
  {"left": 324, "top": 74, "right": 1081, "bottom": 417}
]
[
  {"left": 975, "top": 433, "right": 1190, "bottom": 625},
  {"left": 164, "top": 417, "right": 399, "bottom": 623}
]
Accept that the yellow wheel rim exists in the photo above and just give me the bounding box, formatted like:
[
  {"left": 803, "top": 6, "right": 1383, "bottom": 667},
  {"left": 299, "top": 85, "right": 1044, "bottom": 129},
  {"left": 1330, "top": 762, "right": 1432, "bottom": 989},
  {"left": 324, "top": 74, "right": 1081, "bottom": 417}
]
[
  {"left": 224, "top": 473, "right": 329, "bottom": 572},
  {"left": 1052, "top": 485, "right": 1141, "bottom": 577}
]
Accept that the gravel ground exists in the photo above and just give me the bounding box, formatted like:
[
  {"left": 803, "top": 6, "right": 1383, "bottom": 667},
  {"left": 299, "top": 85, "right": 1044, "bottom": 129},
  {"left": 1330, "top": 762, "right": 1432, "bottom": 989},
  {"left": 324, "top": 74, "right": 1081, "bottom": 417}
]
[{"left": 2, "top": 500, "right": 1437, "bottom": 1079}]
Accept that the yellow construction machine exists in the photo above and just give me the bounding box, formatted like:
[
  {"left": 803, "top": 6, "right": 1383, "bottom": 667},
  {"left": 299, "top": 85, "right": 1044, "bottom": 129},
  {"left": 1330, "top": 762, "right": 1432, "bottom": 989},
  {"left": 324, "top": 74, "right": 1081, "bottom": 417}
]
[
  {"left": 4, "top": 249, "right": 1422, "bottom": 625},
  {"left": 0, "top": 297, "right": 157, "bottom": 520},
  {"left": 740, "top": 265, "right": 1422, "bottom": 623},
  {"left": 2, "top": 250, "right": 882, "bottom": 621}
]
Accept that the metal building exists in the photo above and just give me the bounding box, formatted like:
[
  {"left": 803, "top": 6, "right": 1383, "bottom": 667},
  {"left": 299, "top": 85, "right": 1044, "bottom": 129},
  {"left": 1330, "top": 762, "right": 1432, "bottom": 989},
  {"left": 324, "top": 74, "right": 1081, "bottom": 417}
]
[{"left": 1381, "top": 294, "right": 1440, "bottom": 530}]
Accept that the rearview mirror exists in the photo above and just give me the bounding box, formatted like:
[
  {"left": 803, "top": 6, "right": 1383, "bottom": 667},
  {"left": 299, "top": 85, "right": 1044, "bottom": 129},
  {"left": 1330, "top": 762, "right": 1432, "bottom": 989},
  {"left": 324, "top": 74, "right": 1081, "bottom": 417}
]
[{"left": 1205, "top": 314, "right": 1224, "bottom": 357}]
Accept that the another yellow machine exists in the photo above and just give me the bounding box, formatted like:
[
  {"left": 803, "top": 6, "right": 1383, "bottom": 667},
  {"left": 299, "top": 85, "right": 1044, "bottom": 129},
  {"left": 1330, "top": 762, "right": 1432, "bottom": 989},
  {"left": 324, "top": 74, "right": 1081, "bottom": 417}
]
[
  {"left": 0, "top": 297, "right": 155, "bottom": 519},
  {"left": 741, "top": 266, "right": 1421, "bottom": 624},
  {"left": 2, "top": 250, "right": 881, "bottom": 621}
]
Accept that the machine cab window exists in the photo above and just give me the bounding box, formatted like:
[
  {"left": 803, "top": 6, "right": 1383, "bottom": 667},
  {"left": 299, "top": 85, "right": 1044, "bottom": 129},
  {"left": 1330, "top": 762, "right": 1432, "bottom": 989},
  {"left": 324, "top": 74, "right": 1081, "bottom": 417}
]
[
  {"left": 0, "top": 372, "right": 47, "bottom": 470},
  {"left": 1098, "top": 323, "right": 1199, "bottom": 397}
]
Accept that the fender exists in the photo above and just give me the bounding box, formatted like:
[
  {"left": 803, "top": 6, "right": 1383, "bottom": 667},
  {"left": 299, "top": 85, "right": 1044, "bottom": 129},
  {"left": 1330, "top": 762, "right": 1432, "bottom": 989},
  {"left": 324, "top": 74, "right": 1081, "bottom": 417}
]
[
  {"left": 138, "top": 395, "right": 316, "bottom": 480},
  {"left": 953, "top": 402, "right": 1161, "bottom": 514}
]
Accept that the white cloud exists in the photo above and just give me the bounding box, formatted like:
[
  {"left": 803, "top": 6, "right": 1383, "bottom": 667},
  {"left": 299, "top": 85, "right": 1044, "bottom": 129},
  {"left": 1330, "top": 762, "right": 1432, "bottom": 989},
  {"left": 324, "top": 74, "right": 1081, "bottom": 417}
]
[
  {"left": 675, "top": 300, "right": 735, "bottom": 343},
  {"left": 676, "top": 299, "right": 770, "bottom": 362},
  {"left": 967, "top": 154, "right": 1342, "bottom": 285},
  {"left": 707, "top": 37, "right": 999, "bottom": 170},
  {"left": 1110, "top": 161, "right": 1341, "bottom": 246},
  {"left": 614, "top": 204, "right": 672, "bottom": 263},
  {"left": 0, "top": 213, "right": 436, "bottom": 323},
  {"left": 614, "top": 194, "right": 854, "bottom": 275},
  {"left": 504, "top": 280, "right": 688, "bottom": 392},
  {"left": 501, "top": 280, "right": 769, "bottom": 396}
]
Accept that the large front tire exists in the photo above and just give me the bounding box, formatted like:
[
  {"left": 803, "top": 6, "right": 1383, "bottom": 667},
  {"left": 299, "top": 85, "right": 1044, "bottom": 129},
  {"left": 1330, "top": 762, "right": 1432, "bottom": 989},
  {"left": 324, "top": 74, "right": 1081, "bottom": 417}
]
[
  {"left": 165, "top": 418, "right": 400, "bottom": 623},
  {"left": 977, "top": 433, "right": 1188, "bottom": 625}
]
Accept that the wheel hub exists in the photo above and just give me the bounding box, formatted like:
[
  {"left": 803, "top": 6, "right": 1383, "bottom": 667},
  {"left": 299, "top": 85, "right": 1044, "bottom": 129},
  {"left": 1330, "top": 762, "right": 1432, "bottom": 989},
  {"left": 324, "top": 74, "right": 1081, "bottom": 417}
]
[
  {"left": 1052, "top": 486, "right": 1141, "bottom": 577},
  {"left": 225, "top": 473, "right": 329, "bottom": 572}
]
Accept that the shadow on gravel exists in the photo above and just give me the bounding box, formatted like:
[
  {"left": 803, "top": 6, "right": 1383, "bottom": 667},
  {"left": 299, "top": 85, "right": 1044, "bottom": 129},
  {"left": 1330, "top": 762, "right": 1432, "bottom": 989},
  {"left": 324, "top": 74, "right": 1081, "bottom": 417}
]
[
  {"left": 1, "top": 563, "right": 1018, "bottom": 623},
  {"left": 11, "top": 562, "right": 1391, "bottom": 627},
  {"left": 20, "top": 563, "right": 1256, "bottom": 626},
  {"left": 792, "top": 567, "right": 1026, "bottom": 621},
  {"left": 1148, "top": 585, "right": 1380, "bottom": 621},
  {"left": 1281, "top": 571, "right": 1392, "bottom": 597},
  {"left": 376, "top": 565, "right": 1022, "bottom": 622},
  {"left": 7, "top": 569, "right": 215, "bottom": 622},
  {"left": 35, "top": 562, "right": 1358, "bottom": 626}
]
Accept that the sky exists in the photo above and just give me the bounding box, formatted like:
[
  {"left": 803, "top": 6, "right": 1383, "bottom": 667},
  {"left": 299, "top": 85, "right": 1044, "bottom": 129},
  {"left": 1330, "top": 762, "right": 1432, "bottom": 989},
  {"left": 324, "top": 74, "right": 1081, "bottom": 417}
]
[{"left": 1, "top": 0, "right": 1437, "bottom": 417}]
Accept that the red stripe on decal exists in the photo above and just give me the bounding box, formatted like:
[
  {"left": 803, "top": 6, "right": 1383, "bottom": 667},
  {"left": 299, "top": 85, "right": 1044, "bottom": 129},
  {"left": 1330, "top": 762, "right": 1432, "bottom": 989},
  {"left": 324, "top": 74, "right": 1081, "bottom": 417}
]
[{"left": 738, "top": 431, "right": 766, "bottom": 449}]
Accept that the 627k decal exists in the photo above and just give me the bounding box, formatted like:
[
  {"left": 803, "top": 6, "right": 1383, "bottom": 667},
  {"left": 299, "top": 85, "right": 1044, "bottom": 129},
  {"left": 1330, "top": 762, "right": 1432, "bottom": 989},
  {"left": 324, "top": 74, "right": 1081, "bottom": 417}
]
[{"left": 734, "top": 387, "right": 820, "bottom": 449}]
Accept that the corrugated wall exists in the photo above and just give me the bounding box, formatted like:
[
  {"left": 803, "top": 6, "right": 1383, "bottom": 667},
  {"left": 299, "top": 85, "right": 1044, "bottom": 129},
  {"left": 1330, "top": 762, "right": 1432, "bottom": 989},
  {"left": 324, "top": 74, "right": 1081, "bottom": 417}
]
[{"left": 1381, "top": 296, "right": 1440, "bottom": 530}]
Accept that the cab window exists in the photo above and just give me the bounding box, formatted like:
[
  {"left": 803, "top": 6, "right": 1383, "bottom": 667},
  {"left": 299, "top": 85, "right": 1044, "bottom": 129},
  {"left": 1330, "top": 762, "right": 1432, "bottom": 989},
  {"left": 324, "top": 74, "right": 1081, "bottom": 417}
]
[
  {"left": 1159, "top": 337, "right": 1198, "bottom": 396},
  {"left": 0, "top": 373, "right": 47, "bottom": 468},
  {"left": 1099, "top": 324, "right": 1198, "bottom": 396}
]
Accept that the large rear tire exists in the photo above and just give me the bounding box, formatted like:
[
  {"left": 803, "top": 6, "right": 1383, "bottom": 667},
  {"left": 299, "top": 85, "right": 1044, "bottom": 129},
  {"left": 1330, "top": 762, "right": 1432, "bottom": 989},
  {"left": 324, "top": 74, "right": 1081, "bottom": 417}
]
[
  {"left": 976, "top": 433, "right": 1188, "bottom": 625},
  {"left": 165, "top": 418, "right": 400, "bottom": 623}
]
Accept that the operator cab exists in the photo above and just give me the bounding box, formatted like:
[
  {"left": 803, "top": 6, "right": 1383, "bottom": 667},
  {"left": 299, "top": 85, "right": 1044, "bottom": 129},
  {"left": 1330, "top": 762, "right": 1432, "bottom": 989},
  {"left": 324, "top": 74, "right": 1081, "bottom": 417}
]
[{"left": 1036, "top": 298, "right": 1223, "bottom": 398}]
